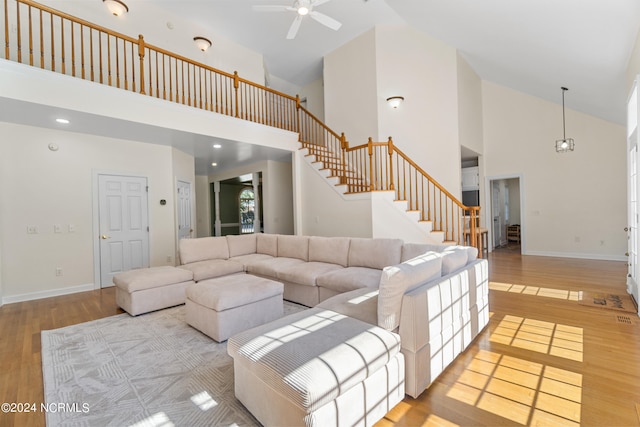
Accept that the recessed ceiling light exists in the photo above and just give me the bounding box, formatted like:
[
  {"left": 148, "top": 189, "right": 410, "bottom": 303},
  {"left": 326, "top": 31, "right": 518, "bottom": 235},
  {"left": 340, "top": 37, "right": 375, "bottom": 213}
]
[
  {"left": 211, "top": 162, "right": 217, "bottom": 167},
  {"left": 213, "top": 144, "right": 222, "bottom": 149},
  {"left": 56, "top": 118, "right": 70, "bottom": 124}
]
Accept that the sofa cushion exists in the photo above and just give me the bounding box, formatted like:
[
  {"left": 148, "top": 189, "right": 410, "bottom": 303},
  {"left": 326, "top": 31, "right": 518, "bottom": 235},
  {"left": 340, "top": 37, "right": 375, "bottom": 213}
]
[
  {"left": 227, "top": 307, "right": 401, "bottom": 413},
  {"left": 114, "top": 266, "right": 193, "bottom": 293},
  {"left": 441, "top": 248, "right": 470, "bottom": 275},
  {"left": 316, "top": 288, "right": 379, "bottom": 326},
  {"left": 347, "top": 238, "right": 403, "bottom": 269},
  {"left": 316, "top": 267, "right": 382, "bottom": 293},
  {"left": 277, "top": 235, "right": 309, "bottom": 261},
  {"left": 187, "top": 275, "right": 283, "bottom": 312},
  {"left": 377, "top": 252, "right": 443, "bottom": 331},
  {"left": 257, "top": 234, "right": 278, "bottom": 257},
  {"left": 178, "top": 259, "right": 244, "bottom": 282},
  {"left": 179, "top": 236, "right": 229, "bottom": 265},
  {"left": 229, "top": 253, "right": 274, "bottom": 270},
  {"left": 226, "top": 234, "right": 257, "bottom": 257},
  {"left": 247, "top": 257, "right": 305, "bottom": 278},
  {"left": 401, "top": 243, "right": 447, "bottom": 262},
  {"left": 278, "top": 262, "right": 344, "bottom": 287},
  {"left": 308, "top": 236, "right": 351, "bottom": 267},
  {"left": 445, "top": 245, "right": 478, "bottom": 264}
]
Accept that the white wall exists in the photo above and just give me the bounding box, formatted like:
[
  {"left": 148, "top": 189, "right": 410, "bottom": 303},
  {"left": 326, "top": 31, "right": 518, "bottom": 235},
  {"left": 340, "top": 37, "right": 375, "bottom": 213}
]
[
  {"left": 0, "top": 122, "right": 180, "bottom": 302},
  {"left": 457, "top": 54, "right": 484, "bottom": 156},
  {"left": 483, "top": 81, "right": 626, "bottom": 260},
  {"left": 324, "top": 28, "right": 379, "bottom": 147},
  {"left": 297, "top": 151, "right": 373, "bottom": 238},
  {"left": 262, "top": 160, "right": 294, "bottom": 235},
  {"left": 300, "top": 77, "right": 325, "bottom": 123},
  {"left": 375, "top": 26, "right": 461, "bottom": 194}
]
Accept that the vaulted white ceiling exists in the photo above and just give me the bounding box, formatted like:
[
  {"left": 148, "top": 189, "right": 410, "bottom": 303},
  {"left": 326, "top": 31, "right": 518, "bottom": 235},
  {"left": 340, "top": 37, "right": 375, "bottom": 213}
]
[{"left": 151, "top": 0, "right": 640, "bottom": 124}]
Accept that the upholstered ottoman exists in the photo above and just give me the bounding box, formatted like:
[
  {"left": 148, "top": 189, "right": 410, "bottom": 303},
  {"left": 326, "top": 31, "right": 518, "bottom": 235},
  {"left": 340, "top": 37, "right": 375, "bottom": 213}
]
[
  {"left": 185, "top": 274, "right": 284, "bottom": 342},
  {"left": 114, "top": 266, "right": 195, "bottom": 316},
  {"left": 227, "top": 308, "right": 405, "bottom": 427}
]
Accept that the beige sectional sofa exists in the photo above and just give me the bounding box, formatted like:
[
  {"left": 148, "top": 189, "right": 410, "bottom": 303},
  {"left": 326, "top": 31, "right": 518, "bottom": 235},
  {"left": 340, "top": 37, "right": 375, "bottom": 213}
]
[
  {"left": 116, "top": 233, "right": 489, "bottom": 426},
  {"left": 178, "top": 233, "right": 404, "bottom": 307},
  {"left": 178, "top": 233, "right": 489, "bottom": 398}
]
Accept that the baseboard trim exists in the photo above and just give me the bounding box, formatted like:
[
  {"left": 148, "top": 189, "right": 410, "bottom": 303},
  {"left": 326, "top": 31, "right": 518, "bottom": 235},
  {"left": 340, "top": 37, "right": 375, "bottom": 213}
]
[
  {"left": 2, "top": 283, "right": 95, "bottom": 305},
  {"left": 524, "top": 250, "right": 627, "bottom": 262}
]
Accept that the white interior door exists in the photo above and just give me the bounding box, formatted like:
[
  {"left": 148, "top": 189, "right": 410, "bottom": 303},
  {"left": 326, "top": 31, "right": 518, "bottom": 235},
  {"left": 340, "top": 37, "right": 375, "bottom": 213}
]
[
  {"left": 177, "top": 180, "right": 192, "bottom": 240},
  {"left": 627, "top": 78, "right": 639, "bottom": 311},
  {"left": 98, "top": 174, "right": 149, "bottom": 287}
]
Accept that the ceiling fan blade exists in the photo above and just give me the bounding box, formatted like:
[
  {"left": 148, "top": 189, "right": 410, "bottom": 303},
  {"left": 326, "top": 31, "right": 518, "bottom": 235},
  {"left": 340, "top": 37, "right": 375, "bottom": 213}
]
[
  {"left": 252, "top": 5, "right": 293, "bottom": 12},
  {"left": 311, "top": 0, "right": 332, "bottom": 6},
  {"left": 286, "top": 15, "right": 303, "bottom": 39},
  {"left": 309, "top": 11, "right": 341, "bottom": 31}
]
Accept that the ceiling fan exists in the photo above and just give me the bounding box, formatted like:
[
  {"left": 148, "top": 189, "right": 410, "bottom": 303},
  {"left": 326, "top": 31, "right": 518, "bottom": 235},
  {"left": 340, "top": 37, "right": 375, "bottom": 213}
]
[{"left": 253, "top": 0, "right": 342, "bottom": 40}]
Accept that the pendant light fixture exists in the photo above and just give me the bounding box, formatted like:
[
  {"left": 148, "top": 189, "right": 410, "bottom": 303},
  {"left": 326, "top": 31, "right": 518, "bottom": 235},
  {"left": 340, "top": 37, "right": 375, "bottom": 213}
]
[{"left": 555, "top": 86, "right": 575, "bottom": 153}]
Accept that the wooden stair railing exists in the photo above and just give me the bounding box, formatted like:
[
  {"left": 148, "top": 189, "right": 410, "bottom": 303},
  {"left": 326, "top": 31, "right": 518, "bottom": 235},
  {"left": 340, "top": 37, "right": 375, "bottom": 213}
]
[{"left": 2, "top": 0, "right": 481, "bottom": 253}]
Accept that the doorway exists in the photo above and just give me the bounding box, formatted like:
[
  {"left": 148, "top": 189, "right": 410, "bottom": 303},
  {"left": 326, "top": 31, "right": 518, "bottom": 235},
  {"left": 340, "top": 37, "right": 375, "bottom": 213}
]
[
  {"left": 487, "top": 175, "right": 523, "bottom": 253},
  {"left": 95, "top": 174, "right": 150, "bottom": 287}
]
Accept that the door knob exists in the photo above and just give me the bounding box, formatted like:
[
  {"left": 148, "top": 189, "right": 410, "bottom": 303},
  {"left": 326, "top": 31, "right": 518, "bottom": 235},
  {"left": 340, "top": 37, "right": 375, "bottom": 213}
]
[
  {"left": 101, "top": 234, "right": 110, "bottom": 239},
  {"left": 624, "top": 227, "right": 629, "bottom": 232}
]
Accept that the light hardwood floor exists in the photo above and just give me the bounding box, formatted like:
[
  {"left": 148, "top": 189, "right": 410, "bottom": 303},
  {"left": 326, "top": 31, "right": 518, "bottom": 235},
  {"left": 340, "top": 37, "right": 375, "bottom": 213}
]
[{"left": 1, "top": 249, "right": 638, "bottom": 427}]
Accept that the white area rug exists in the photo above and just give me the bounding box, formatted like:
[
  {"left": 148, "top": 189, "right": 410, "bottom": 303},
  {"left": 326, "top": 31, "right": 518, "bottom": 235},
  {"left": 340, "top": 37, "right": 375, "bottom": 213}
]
[{"left": 41, "top": 302, "right": 307, "bottom": 426}]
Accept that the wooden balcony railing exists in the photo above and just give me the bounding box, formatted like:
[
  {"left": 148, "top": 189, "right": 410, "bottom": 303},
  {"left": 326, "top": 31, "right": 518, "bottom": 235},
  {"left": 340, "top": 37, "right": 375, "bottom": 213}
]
[{"left": 1, "top": 0, "right": 480, "bottom": 252}]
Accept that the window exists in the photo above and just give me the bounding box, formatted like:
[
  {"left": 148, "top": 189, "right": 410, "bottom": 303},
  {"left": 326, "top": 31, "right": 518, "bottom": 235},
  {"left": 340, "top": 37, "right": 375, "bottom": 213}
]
[{"left": 239, "top": 188, "right": 255, "bottom": 234}]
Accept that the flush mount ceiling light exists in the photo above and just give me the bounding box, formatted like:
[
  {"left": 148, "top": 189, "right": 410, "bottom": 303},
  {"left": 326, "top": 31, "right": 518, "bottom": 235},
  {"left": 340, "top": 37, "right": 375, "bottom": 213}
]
[
  {"left": 555, "top": 87, "right": 575, "bottom": 153},
  {"left": 213, "top": 144, "right": 222, "bottom": 149},
  {"left": 193, "top": 37, "right": 212, "bottom": 52},
  {"left": 102, "top": 0, "right": 128, "bottom": 16},
  {"left": 386, "top": 96, "right": 404, "bottom": 109},
  {"left": 55, "top": 118, "right": 69, "bottom": 124},
  {"left": 211, "top": 162, "right": 218, "bottom": 167}
]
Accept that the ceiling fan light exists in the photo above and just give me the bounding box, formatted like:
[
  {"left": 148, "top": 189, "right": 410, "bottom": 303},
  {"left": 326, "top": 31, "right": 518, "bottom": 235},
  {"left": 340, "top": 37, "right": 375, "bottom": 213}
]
[
  {"left": 103, "top": 0, "right": 128, "bottom": 16},
  {"left": 297, "top": 6, "right": 309, "bottom": 15}
]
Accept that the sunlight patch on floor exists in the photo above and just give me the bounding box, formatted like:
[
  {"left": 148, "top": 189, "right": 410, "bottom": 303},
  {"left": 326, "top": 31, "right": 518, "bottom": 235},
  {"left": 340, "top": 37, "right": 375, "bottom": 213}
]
[
  {"left": 490, "top": 315, "right": 583, "bottom": 362},
  {"left": 446, "top": 349, "right": 582, "bottom": 426},
  {"left": 490, "top": 282, "right": 580, "bottom": 301}
]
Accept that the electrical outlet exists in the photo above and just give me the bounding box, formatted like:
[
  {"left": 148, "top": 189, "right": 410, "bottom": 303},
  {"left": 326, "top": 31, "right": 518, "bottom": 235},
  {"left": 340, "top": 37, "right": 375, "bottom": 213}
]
[
  {"left": 55, "top": 267, "right": 63, "bottom": 276},
  {"left": 166, "top": 255, "right": 172, "bottom": 263}
]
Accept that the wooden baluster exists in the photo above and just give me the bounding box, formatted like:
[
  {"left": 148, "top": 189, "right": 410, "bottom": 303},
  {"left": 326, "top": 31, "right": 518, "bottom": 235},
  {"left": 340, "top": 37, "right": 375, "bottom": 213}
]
[
  {"left": 4, "top": 0, "right": 9, "bottom": 59},
  {"left": 89, "top": 29, "right": 95, "bottom": 81},
  {"left": 388, "top": 137, "right": 395, "bottom": 191},
  {"left": 137, "top": 34, "right": 145, "bottom": 94},
  {"left": 99, "top": 30, "right": 104, "bottom": 83},
  {"left": 147, "top": 50, "right": 152, "bottom": 96},
  {"left": 368, "top": 138, "right": 374, "bottom": 191},
  {"left": 107, "top": 33, "right": 112, "bottom": 85},
  {"left": 71, "top": 22, "right": 75, "bottom": 77},
  {"left": 60, "top": 16, "right": 64, "bottom": 74},
  {"left": 49, "top": 13, "right": 54, "bottom": 72},
  {"left": 154, "top": 50, "right": 159, "bottom": 98},
  {"left": 16, "top": 2, "right": 21, "bottom": 63},
  {"left": 114, "top": 36, "right": 119, "bottom": 87},
  {"left": 80, "top": 26, "right": 84, "bottom": 79},
  {"left": 27, "top": 6, "right": 32, "bottom": 68}
]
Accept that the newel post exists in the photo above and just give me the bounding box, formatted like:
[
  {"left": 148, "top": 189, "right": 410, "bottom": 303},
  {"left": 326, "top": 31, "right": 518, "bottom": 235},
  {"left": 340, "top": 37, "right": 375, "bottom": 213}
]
[
  {"left": 340, "top": 133, "right": 347, "bottom": 185},
  {"left": 387, "top": 137, "right": 395, "bottom": 191},
  {"left": 137, "top": 34, "right": 146, "bottom": 95},
  {"left": 368, "top": 137, "right": 374, "bottom": 191},
  {"left": 233, "top": 71, "right": 240, "bottom": 118}
]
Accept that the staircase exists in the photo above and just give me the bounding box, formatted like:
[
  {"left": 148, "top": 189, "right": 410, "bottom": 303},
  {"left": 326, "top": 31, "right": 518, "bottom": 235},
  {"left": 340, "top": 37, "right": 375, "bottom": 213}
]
[{"left": 1, "top": 0, "right": 481, "bottom": 252}]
